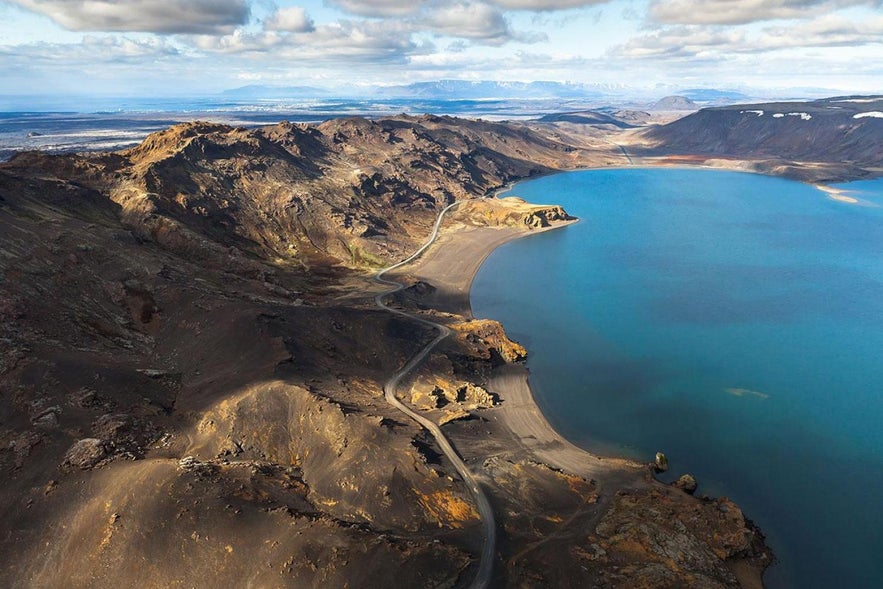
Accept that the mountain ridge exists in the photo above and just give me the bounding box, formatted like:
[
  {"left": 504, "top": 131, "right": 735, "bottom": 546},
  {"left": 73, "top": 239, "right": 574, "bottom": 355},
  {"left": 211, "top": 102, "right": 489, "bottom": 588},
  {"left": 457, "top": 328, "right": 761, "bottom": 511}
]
[{"left": 638, "top": 96, "right": 883, "bottom": 181}]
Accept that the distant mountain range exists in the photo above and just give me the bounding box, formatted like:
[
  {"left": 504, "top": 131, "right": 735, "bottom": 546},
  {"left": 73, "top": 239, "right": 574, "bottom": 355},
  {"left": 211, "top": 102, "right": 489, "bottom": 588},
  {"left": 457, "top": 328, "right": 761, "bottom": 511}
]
[
  {"left": 373, "top": 80, "right": 620, "bottom": 99},
  {"left": 220, "top": 85, "right": 331, "bottom": 99},
  {"left": 678, "top": 89, "right": 751, "bottom": 103},
  {"left": 219, "top": 81, "right": 756, "bottom": 105}
]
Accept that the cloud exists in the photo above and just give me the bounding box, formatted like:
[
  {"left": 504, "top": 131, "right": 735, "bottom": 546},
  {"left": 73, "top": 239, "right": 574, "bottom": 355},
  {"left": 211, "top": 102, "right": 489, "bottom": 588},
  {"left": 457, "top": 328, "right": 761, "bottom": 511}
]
[
  {"left": 610, "top": 26, "right": 746, "bottom": 59},
  {"left": 409, "top": 47, "right": 589, "bottom": 71},
  {"left": 265, "top": 6, "right": 314, "bottom": 32},
  {"left": 0, "top": 35, "right": 179, "bottom": 64},
  {"left": 325, "top": 0, "right": 431, "bottom": 17},
  {"left": 422, "top": 2, "right": 513, "bottom": 44},
  {"left": 261, "top": 1, "right": 549, "bottom": 47},
  {"left": 222, "top": 2, "right": 544, "bottom": 50},
  {"left": 9, "top": 0, "right": 250, "bottom": 34},
  {"left": 758, "top": 14, "right": 883, "bottom": 47},
  {"left": 490, "top": 0, "right": 609, "bottom": 9},
  {"left": 648, "top": 0, "right": 883, "bottom": 25},
  {"left": 609, "top": 14, "right": 883, "bottom": 61},
  {"left": 329, "top": 0, "right": 611, "bottom": 17},
  {"left": 190, "top": 19, "right": 427, "bottom": 64}
]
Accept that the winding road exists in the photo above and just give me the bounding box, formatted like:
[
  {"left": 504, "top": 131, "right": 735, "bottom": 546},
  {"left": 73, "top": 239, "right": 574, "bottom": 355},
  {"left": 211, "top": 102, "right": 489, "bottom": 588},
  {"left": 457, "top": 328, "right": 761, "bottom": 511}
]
[
  {"left": 373, "top": 201, "right": 496, "bottom": 589},
  {"left": 607, "top": 140, "right": 634, "bottom": 165}
]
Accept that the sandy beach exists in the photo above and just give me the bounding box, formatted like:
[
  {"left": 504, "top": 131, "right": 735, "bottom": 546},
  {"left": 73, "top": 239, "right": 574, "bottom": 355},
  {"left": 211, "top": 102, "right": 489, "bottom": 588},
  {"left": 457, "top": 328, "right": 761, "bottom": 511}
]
[{"left": 387, "top": 204, "right": 646, "bottom": 488}]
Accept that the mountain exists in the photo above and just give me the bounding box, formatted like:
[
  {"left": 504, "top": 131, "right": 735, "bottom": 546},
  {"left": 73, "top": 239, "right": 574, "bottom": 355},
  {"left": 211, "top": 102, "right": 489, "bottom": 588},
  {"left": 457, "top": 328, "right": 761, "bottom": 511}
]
[
  {"left": 640, "top": 96, "right": 883, "bottom": 180},
  {"left": 220, "top": 84, "right": 330, "bottom": 99},
  {"left": 376, "top": 80, "right": 611, "bottom": 99},
  {"left": 651, "top": 95, "right": 698, "bottom": 111},
  {"left": 679, "top": 89, "right": 752, "bottom": 104}
]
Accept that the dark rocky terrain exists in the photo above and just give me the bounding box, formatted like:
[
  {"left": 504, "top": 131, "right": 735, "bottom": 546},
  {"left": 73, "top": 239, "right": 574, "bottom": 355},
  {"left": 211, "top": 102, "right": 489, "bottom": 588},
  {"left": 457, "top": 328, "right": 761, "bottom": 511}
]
[
  {"left": 1, "top": 115, "right": 772, "bottom": 587},
  {"left": 639, "top": 96, "right": 883, "bottom": 181},
  {"left": 537, "top": 110, "right": 648, "bottom": 129}
]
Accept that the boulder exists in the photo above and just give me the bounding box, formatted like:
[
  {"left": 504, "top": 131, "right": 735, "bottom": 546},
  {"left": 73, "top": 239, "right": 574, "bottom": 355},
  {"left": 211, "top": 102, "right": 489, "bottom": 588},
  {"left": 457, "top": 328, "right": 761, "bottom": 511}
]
[
  {"left": 653, "top": 451, "right": 669, "bottom": 473},
  {"left": 455, "top": 383, "right": 498, "bottom": 409},
  {"left": 674, "top": 474, "right": 698, "bottom": 494},
  {"left": 62, "top": 438, "right": 108, "bottom": 471}
]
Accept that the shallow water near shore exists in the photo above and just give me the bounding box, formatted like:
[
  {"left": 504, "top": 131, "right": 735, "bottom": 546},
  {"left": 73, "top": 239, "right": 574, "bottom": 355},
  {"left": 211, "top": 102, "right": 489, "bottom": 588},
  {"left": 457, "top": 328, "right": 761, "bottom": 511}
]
[{"left": 471, "top": 169, "right": 883, "bottom": 588}]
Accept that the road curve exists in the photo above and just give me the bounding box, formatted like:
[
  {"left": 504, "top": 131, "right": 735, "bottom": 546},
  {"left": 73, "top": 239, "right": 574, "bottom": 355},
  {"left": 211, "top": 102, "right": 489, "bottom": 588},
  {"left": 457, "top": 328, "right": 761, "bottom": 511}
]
[{"left": 373, "top": 201, "right": 496, "bottom": 589}]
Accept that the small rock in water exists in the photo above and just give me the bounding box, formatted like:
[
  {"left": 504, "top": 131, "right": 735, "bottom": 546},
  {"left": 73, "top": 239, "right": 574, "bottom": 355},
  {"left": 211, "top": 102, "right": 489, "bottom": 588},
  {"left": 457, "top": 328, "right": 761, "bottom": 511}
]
[
  {"left": 674, "top": 474, "right": 698, "bottom": 494},
  {"left": 653, "top": 451, "right": 669, "bottom": 473}
]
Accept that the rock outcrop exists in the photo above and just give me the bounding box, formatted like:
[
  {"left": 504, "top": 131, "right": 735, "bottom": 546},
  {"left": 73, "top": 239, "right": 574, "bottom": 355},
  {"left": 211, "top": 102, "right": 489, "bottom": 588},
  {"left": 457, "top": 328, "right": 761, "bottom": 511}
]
[
  {"left": 456, "top": 196, "right": 572, "bottom": 229},
  {"left": 451, "top": 319, "right": 528, "bottom": 365},
  {"left": 654, "top": 451, "right": 669, "bottom": 473},
  {"left": 675, "top": 474, "right": 699, "bottom": 495},
  {"left": 592, "top": 488, "right": 770, "bottom": 588}
]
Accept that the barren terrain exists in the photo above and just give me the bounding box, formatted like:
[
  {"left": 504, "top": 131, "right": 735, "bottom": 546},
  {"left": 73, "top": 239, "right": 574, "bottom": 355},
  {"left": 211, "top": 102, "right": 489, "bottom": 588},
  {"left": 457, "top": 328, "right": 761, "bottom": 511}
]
[{"left": 4, "top": 99, "right": 872, "bottom": 586}]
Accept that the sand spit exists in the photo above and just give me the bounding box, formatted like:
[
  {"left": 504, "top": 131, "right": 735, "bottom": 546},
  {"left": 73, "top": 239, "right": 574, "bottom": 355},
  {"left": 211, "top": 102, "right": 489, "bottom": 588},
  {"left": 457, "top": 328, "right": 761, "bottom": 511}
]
[{"left": 815, "top": 183, "right": 860, "bottom": 204}]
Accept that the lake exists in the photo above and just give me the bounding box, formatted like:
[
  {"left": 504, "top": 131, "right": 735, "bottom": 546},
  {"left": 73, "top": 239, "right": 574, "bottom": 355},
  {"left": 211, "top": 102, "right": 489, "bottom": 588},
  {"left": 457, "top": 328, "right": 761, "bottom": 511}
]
[{"left": 471, "top": 169, "right": 883, "bottom": 588}]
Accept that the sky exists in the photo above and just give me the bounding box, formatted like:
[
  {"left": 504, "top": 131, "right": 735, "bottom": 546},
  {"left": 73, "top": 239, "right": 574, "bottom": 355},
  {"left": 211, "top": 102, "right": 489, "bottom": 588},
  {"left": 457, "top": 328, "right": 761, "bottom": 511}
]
[{"left": 1, "top": 0, "right": 882, "bottom": 97}]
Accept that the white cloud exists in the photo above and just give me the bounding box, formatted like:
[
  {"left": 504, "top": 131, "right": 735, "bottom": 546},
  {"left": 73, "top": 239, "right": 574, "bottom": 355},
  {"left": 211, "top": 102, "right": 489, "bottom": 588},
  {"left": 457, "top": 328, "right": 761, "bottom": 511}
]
[
  {"left": 9, "top": 0, "right": 250, "bottom": 34},
  {"left": 265, "top": 6, "right": 314, "bottom": 33},
  {"left": 325, "top": 0, "right": 431, "bottom": 17},
  {"left": 423, "top": 2, "right": 513, "bottom": 44},
  {"left": 0, "top": 35, "right": 180, "bottom": 63},
  {"left": 760, "top": 14, "right": 883, "bottom": 48},
  {"left": 490, "top": 0, "right": 609, "bottom": 9},
  {"left": 610, "top": 26, "right": 746, "bottom": 59},
  {"left": 297, "top": 20, "right": 426, "bottom": 62},
  {"left": 408, "top": 47, "right": 588, "bottom": 71},
  {"left": 327, "top": 0, "right": 613, "bottom": 19},
  {"left": 611, "top": 14, "right": 883, "bottom": 61},
  {"left": 190, "top": 19, "right": 427, "bottom": 64},
  {"left": 648, "top": 0, "right": 883, "bottom": 25}
]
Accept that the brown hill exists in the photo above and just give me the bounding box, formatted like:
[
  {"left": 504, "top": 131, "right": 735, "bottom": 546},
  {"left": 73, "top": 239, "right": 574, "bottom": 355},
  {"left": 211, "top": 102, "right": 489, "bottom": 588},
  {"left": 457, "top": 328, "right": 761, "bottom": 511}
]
[
  {"left": 639, "top": 96, "right": 883, "bottom": 181},
  {"left": 3, "top": 116, "right": 594, "bottom": 273}
]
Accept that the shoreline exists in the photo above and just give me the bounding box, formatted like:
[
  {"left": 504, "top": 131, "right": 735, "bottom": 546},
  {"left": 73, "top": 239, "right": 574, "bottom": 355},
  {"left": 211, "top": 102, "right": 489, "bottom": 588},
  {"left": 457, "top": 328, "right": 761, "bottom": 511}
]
[
  {"left": 387, "top": 205, "right": 646, "bottom": 483},
  {"left": 508, "top": 159, "right": 877, "bottom": 203},
  {"left": 390, "top": 162, "right": 861, "bottom": 482},
  {"left": 388, "top": 191, "right": 769, "bottom": 588}
]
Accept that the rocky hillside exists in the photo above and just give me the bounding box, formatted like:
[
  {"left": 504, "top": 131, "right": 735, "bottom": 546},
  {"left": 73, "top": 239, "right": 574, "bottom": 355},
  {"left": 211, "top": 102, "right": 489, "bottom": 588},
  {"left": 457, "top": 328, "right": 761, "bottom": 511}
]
[
  {"left": 0, "top": 116, "right": 771, "bottom": 588},
  {"left": 3, "top": 116, "right": 596, "bottom": 274},
  {"left": 640, "top": 96, "right": 883, "bottom": 180}
]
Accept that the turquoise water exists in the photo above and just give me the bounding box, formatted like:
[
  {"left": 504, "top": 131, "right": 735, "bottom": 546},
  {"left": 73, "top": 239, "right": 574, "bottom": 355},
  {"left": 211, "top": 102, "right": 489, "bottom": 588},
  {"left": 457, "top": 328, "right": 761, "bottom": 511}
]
[{"left": 471, "top": 169, "right": 883, "bottom": 588}]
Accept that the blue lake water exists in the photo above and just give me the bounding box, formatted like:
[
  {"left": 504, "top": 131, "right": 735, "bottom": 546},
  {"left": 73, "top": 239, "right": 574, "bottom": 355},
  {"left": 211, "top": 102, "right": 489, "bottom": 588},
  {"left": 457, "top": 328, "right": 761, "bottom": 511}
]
[{"left": 471, "top": 169, "right": 883, "bottom": 588}]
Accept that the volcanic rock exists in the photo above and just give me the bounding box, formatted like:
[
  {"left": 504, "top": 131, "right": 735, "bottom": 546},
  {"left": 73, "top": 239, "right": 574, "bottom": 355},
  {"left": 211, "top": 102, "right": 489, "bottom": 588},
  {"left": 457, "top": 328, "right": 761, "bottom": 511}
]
[
  {"left": 61, "top": 438, "right": 108, "bottom": 471},
  {"left": 675, "top": 474, "right": 699, "bottom": 494},
  {"left": 654, "top": 451, "right": 669, "bottom": 473}
]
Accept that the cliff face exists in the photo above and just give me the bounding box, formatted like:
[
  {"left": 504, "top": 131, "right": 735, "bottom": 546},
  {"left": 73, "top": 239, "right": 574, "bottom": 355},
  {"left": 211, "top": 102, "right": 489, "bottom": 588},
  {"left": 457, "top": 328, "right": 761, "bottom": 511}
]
[
  {"left": 0, "top": 116, "right": 770, "bottom": 588},
  {"left": 640, "top": 96, "right": 883, "bottom": 180}
]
